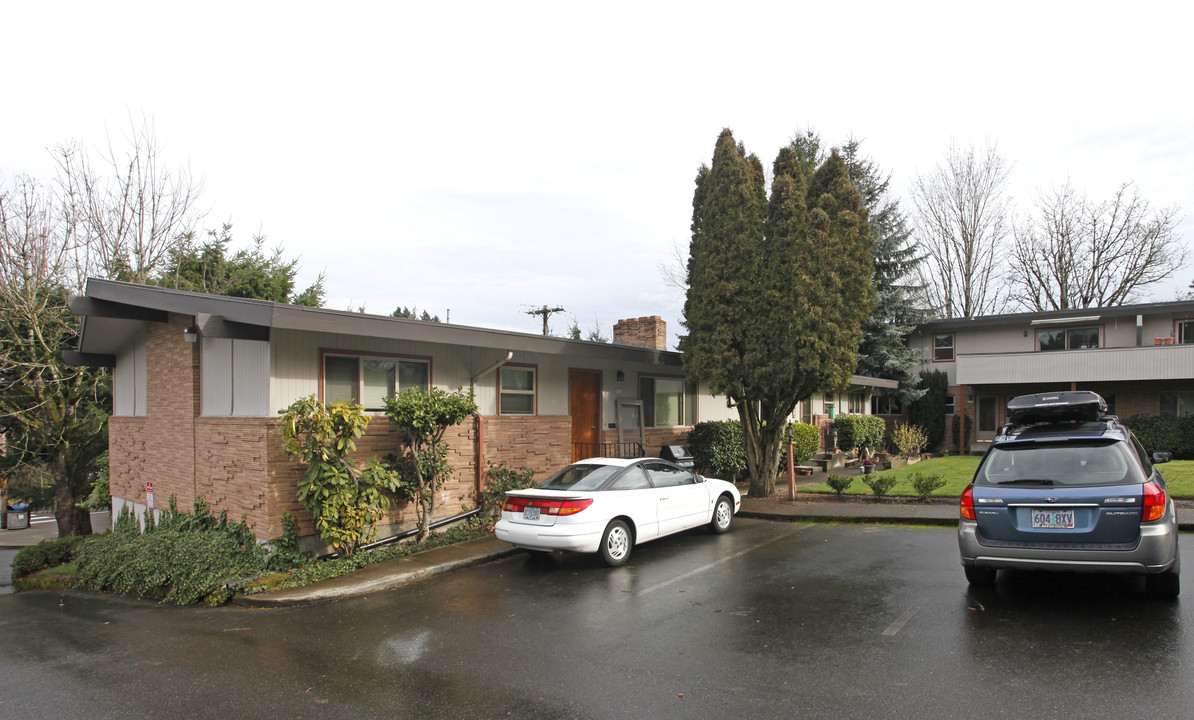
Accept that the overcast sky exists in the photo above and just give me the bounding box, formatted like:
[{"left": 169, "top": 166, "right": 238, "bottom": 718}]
[{"left": 6, "top": 1, "right": 1192, "bottom": 347}]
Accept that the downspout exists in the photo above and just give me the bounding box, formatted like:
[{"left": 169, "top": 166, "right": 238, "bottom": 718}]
[{"left": 470, "top": 352, "right": 514, "bottom": 500}]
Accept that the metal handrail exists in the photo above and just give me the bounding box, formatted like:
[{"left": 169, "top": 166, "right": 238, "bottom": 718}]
[{"left": 572, "top": 441, "right": 645, "bottom": 461}]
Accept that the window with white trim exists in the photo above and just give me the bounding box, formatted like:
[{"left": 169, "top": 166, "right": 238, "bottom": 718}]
[
  {"left": 323, "top": 354, "right": 429, "bottom": 410},
  {"left": 499, "top": 366, "right": 536, "bottom": 415},
  {"left": 943, "top": 394, "right": 956, "bottom": 415},
  {"left": 848, "top": 391, "right": 866, "bottom": 414},
  {"left": 1178, "top": 320, "right": 1194, "bottom": 344},
  {"left": 640, "top": 376, "right": 696, "bottom": 427},
  {"left": 933, "top": 334, "right": 955, "bottom": 361}
]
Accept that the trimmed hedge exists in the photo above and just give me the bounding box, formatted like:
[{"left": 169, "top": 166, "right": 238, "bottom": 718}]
[
  {"left": 688, "top": 420, "right": 747, "bottom": 481},
  {"left": 788, "top": 423, "right": 819, "bottom": 466},
  {"left": 1122, "top": 415, "right": 1194, "bottom": 459},
  {"left": 832, "top": 414, "right": 886, "bottom": 454}
]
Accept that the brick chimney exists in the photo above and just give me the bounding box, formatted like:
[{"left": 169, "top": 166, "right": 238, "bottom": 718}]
[{"left": 613, "top": 316, "right": 667, "bottom": 350}]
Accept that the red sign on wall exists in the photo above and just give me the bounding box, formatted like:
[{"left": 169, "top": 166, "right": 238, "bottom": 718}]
[{"left": 146, "top": 481, "right": 154, "bottom": 510}]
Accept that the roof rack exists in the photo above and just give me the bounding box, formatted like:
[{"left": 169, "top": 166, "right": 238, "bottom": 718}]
[{"left": 1005, "top": 391, "right": 1109, "bottom": 427}]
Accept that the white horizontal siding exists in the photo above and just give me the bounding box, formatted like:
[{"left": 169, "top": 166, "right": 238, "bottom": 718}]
[{"left": 957, "top": 344, "right": 1194, "bottom": 385}]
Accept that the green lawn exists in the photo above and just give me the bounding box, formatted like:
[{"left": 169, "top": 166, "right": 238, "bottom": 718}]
[{"left": 800, "top": 457, "right": 1194, "bottom": 500}]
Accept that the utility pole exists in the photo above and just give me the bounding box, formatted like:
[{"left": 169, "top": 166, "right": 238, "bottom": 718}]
[{"left": 524, "top": 305, "right": 565, "bottom": 335}]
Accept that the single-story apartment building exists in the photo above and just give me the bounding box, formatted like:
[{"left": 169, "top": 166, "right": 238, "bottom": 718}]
[
  {"left": 67, "top": 279, "right": 891, "bottom": 545},
  {"left": 909, "top": 299, "right": 1194, "bottom": 453}
]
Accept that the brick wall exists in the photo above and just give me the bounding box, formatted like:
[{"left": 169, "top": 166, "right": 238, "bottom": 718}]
[
  {"left": 482, "top": 415, "right": 571, "bottom": 482},
  {"left": 108, "top": 314, "right": 199, "bottom": 512}
]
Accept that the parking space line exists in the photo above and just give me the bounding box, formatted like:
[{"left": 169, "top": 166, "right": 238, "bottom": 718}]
[
  {"left": 882, "top": 607, "right": 920, "bottom": 636},
  {"left": 634, "top": 525, "right": 809, "bottom": 598}
]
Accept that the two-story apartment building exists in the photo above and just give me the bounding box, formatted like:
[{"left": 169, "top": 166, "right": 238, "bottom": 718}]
[{"left": 910, "top": 300, "right": 1194, "bottom": 452}]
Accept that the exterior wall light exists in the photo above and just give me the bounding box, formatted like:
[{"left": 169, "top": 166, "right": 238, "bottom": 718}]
[
  {"left": 183, "top": 326, "right": 198, "bottom": 343},
  {"left": 616, "top": 370, "right": 625, "bottom": 382}
]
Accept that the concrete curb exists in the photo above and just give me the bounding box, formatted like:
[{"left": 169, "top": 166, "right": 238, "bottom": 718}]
[
  {"left": 737, "top": 510, "right": 959, "bottom": 528},
  {"left": 232, "top": 535, "right": 521, "bottom": 608}
]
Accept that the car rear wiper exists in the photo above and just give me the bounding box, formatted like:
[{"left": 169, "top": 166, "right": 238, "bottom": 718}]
[{"left": 995, "top": 478, "right": 1055, "bottom": 485}]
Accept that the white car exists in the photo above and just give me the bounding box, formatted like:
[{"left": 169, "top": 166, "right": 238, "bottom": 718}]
[{"left": 494, "top": 457, "right": 742, "bottom": 566}]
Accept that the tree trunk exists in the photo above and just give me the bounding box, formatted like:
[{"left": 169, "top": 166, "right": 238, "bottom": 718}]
[
  {"left": 53, "top": 474, "right": 92, "bottom": 537},
  {"left": 741, "top": 406, "right": 787, "bottom": 499}
]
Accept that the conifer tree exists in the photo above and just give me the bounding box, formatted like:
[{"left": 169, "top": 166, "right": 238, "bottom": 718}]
[
  {"left": 682, "top": 130, "right": 874, "bottom": 497},
  {"left": 840, "top": 139, "right": 926, "bottom": 403}
]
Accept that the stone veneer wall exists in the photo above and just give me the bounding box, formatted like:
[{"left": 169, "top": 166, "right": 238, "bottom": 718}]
[{"left": 481, "top": 415, "right": 571, "bottom": 483}]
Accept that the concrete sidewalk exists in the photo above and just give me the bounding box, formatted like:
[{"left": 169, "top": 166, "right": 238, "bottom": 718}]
[{"left": 0, "top": 511, "right": 110, "bottom": 550}]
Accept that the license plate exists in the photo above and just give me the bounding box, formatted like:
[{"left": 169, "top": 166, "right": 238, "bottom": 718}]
[
  {"left": 1032, "top": 508, "right": 1075, "bottom": 529},
  {"left": 522, "top": 507, "right": 541, "bottom": 521}
]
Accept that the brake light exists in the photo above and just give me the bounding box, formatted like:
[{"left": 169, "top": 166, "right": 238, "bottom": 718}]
[
  {"left": 960, "top": 486, "right": 976, "bottom": 521},
  {"left": 1142, "top": 481, "right": 1166, "bottom": 522},
  {"left": 502, "top": 497, "right": 595, "bottom": 516}
]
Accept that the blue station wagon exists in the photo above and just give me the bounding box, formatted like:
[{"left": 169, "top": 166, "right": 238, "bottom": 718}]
[{"left": 958, "top": 391, "right": 1180, "bottom": 599}]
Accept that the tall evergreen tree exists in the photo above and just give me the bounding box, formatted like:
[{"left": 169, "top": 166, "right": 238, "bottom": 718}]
[
  {"left": 682, "top": 129, "right": 874, "bottom": 497},
  {"left": 840, "top": 139, "right": 926, "bottom": 403}
]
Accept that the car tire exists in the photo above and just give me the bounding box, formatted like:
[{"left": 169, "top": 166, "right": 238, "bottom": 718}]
[
  {"left": 1145, "top": 570, "right": 1180, "bottom": 600},
  {"left": 964, "top": 564, "right": 997, "bottom": 586},
  {"left": 600, "top": 519, "right": 632, "bottom": 566},
  {"left": 709, "top": 495, "right": 733, "bottom": 534}
]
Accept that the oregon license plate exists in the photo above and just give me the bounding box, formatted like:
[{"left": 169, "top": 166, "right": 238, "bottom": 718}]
[
  {"left": 1032, "top": 508, "right": 1075, "bottom": 529},
  {"left": 522, "top": 506, "right": 540, "bottom": 521}
]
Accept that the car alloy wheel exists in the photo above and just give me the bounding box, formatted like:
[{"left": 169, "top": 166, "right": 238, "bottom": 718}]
[
  {"left": 710, "top": 496, "right": 733, "bottom": 534},
  {"left": 601, "top": 520, "right": 632, "bottom": 566}
]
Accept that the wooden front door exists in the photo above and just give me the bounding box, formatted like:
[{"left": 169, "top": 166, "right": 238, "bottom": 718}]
[
  {"left": 569, "top": 370, "right": 601, "bottom": 462},
  {"left": 977, "top": 395, "right": 1000, "bottom": 441}
]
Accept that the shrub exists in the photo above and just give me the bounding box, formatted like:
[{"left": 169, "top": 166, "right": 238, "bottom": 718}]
[
  {"left": 1122, "top": 415, "right": 1194, "bottom": 459},
  {"left": 688, "top": 420, "right": 747, "bottom": 481},
  {"left": 832, "top": 414, "right": 886, "bottom": 455},
  {"left": 908, "top": 370, "right": 948, "bottom": 451},
  {"left": 825, "top": 474, "right": 853, "bottom": 496},
  {"left": 480, "top": 461, "right": 536, "bottom": 516},
  {"left": 72, "top": 496, "right": 267, "bottom": 605},
  {"left": 863, "top": 474, "right": 899, "bottom": 498},
  {"left": 265, "top": 513, "right": 311, "bottom": 572},
  {"left": 909, "top": 471, "right": 947, "bottom": 500},
  {"left": 787, "top": 423, "right": 819, "bottom": 466},
  {"left": 12, "top": 536, "right": 86, "bottom": 580},
  {"left": 891, "top": 423, "right": 928, "bottom": 458},
  {"left": 951, "top": 414, "right": 974, "bottom": 454}
]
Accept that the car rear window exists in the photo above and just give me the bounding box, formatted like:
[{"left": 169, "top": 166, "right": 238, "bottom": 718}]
[
  {"left": 537, "top": 464, "right": 620, "bottom": 491},
  {"left": 976, "top": 440, "right": 1146, "bottom": 487}
]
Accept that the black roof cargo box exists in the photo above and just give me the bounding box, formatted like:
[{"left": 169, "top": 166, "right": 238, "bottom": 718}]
[{"left": 1006, "top": 391, "right": 1108, "bottom": 426}]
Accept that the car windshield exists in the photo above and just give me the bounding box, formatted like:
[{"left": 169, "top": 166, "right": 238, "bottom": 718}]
[
  {"left": 976, "top": 440, "right": 1146, "bottom": 487},
  {"left": 537, "top": 464, "right": 621, "bottom": 491}
]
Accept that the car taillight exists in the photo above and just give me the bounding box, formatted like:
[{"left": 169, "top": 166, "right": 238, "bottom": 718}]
[
  {"left": 960, "top": 485, "right": 976, "bottom": 521},
  {"left": 502, "top": 497, "right": 594, "bottom": 516},
  {"left": 1142, "top": 481, "right": 1166, "bottom": 522}
]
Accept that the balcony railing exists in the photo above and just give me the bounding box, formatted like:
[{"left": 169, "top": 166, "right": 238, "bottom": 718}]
[{"left": 572, "top": 441, "right": 645, "bottom": 463}]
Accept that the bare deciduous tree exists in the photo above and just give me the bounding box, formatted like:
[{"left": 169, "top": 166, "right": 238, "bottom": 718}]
[
  {"left": 911, "top": 142, "right": 1012, "bottom": 319},
  {"left": 55, "top": 119, "right": 203, "bottom": 283},
  {"left": 1008, "top": 182, "right": 1185, "bottom": 310}
]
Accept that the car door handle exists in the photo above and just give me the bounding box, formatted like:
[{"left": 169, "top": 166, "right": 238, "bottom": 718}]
[{"left": 659, "top": 497, "right": 668, "bottom": 501}]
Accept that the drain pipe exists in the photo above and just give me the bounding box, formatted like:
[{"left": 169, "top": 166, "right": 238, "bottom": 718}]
[{"left": 471, "top": 351, "right": 514, "bottom": 498}]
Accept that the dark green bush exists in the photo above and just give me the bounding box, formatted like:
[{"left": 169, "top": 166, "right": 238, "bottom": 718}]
[
  {"left": 950, "top": 414, "right": 974, "bottom": 454},
  {"left": 72, "top": 496, "right": 266, "bottom": 605},
  {"left": 863, "top": 474, "right": 899, "bottom": 498},
  {"left": 826, "top": 474, "right": 853, "bottom": 496},
  {"left": 908, "top": 370, "right": 948, "bottom": 452},
  {"left": 832, "top": 415, "right": 886, "bottom": 454},
  {"left": 12, "top": 536, "right": 86, "bottom": 580},
  {"left": 787, "top": 423, "right": 820, "bottom": 466},
  {"left": 480, "top": 461, "right": 536, "bottom": 516},
  {"left": 909, "top": 471, "right": 947, "bottom": 500},
  {"left": 688, "top": 420, "right": 746, "bottom": 481},
  {"left": 265, "top": 513, "right": 311, "bottom": 571},
  {"left": 1122, "top": 415, "right": 1194, "bottom": 459}
]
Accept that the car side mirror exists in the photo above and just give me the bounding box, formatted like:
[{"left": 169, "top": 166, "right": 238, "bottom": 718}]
[
  {"left": 1152, "top": 451, "right": 1173, "bottom": 465},
  {"left": 695, "top": 474, "right": 706, "bottom": 483}
]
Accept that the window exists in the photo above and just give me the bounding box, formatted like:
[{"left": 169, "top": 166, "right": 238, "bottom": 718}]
[
  {"left": 933, "top": 334, "right": 954, "bottom": 361},
  {"left": 1038, "top": 326, "right": 1100, "bottom": 351},
  {"left": 871, "top": 392, "right": 903, "bottom": 415},
  {"left": 943, "top": 394, "right": 956, "bottom": 415},
  {"left": 323, "top": 353, "right": 429, "bottom": 410},
  {"left": 1179, "top": 320, "right": 1194, "bottom": 344},
  {"left": 799, "top": 396, "right": 812, "bottom": 425},
  {"left": 500, "top": 366, "right": 536, "bottom": 415},
  {"left": 642, "top": 461, "right": 695, "bottom": 487},
  {"left": 640, "top": 376, "right": 696, "bottom": 427},
  {"left": 1160, "top": 391, "right": 1194, "bottom": 418},
  {"left": 848, "top": 391, "right": 866, "bottom": 414}
]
